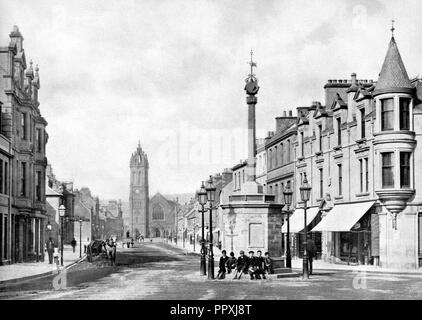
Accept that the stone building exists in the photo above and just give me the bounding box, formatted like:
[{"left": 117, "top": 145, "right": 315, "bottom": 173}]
[
  {"left": 295, "top": 32, "right": 422, "bottom": 269},
  {"left": 127, "top": 142, "right": 149, "bottom": 238},
  {"left": 149, "top": 193, "right": 179, "bottom": 238},
  {"left": 0, "top": 26, "right": 48, "bottom": 264},
  {"left": 100, "top": 200, "right": 124, "bottom": 240}
]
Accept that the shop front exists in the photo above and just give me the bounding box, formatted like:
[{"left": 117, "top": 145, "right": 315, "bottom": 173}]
[
  {"left": 311, "top": 201, "right": 378, "bottom": 265},
  {"left": 281, "top": 207, "right": 322, "bottom": 259}
]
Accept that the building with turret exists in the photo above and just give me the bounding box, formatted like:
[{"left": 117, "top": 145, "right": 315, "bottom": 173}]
[
  {"left": 293, "top": 30, "right": 422, "bottom": 269},
  {"left": 0, "top": 26, "right": 49, "bottom": 264},
  {"left": 127, "top": 142, "right": 149, "bottom": 238}
]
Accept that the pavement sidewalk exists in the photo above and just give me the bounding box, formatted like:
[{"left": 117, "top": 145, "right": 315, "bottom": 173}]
[
  {"left": 0, "top": 245, "right": 85, "bottom": 284},
  {"left": 167, "top": 239, "right": 422, "bottom": 275},
  {"left": 290, "top": 257, "right": 422, "bottom": 275}
]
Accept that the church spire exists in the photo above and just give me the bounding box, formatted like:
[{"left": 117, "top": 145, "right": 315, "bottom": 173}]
[{"left": 373, "top": 23, "right": 413, "bottom": 96}]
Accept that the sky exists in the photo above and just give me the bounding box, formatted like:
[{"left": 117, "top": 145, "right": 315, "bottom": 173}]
[{"left": 1, "top": 0, "right": 422, "bottom": 201}]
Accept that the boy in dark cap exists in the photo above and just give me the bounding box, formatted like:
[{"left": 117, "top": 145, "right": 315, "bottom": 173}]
[
  {"left": 217, "top": 250, "right": 229, "bottom": 279},
  {"left": 234, "top": 250, "right": 249, "bottom": 279},
  {"left": 256, "top": 250, "right": 266, "bottom": 279},
  {"left": 226, "top": 252, "right": 237, "bottom": 274}
]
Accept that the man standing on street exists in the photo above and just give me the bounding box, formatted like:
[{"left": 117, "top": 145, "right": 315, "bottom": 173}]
[
  {"left": 46, "top": 237, "right": 55, "bottom": 264},
  {"left": 256, "top": 250, "right": 266, "bottom": 279},
  {"left": 71, "top": 237, "right": 77, "bottom": 253},
  {"left": 306, "top": 236, "right": 318, "bottom": 275}
]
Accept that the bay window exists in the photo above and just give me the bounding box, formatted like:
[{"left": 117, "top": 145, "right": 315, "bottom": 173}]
[
  {"left": 381, "top": 152, "right": 394, "bottom": 188},
  {"left": 381, "top": 98, "right": 394, "bottom": 131}
]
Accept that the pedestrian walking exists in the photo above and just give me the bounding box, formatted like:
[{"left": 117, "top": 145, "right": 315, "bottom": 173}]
[
  {"left": 46, "top": 237, "right": 55, "bottom": 264},
  {"left": 233, "top": 250, "right": 249, "bottom": 280},
  {"left": 264, "top": 252, "right": 273, "bottom": 275},
  {"left": 71, "top": 237, "right": 77, "bottom": 253},
  {"left": 306, "top": 236, "right": 318, "bottom": 275},
  {"left": 226, "top": 252, "right": 237, "bottom": 274},
  {"left": 216, "top": 250, "right": 229, "bottom": 279}
]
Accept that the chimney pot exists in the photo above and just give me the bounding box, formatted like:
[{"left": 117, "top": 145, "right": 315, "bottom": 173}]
[
  {"left": 283, "top": 110, "right": 287, "bottom": 117},
  {"left": 289, "top": 110, "right": 293, "bottom": 116}
]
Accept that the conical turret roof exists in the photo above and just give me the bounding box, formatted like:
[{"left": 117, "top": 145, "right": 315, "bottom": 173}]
[{"left": 373, "top": 36, "right": 414, "bottom": 96}]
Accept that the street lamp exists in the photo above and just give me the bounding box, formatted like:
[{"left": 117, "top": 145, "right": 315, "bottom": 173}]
[
  {"left": 46, "top": 221, "right": 52, "bottom": 231},
  {"left": 205, "top": 175, "right": 216, "bottom": 280},
  {"left": 78, "top": 216, "right": 83, "bottom": 258},
  {"left": 283, "top": 181, "right": 293, "bottom": 269},
  {"left": 58, "top": 204, "right": 66, "bottom": 266},
  {"left": 299, "top": 173, "right": 312, "bottom": 279},
  {"left": 197, "top": 181, "right": 207, "bottom": 276}
]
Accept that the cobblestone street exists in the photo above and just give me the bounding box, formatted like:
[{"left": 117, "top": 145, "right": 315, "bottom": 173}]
[{"left": 1, "top": 242, "right": 422, "bottom": 300}]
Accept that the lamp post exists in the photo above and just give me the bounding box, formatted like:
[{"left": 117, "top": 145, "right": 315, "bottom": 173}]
[
  {"left": 78, "top": 217, "right": 83, "bottom": 258},
  {"left": 299, "top": 173, "right": 312, "bottom": 279},
  {"left": 197, "top": 182, "right": 207, "bottom": 275},
  {"left": 206, "top": 175, "right": 216, "bottom": 280},
  {"left": 58, "top": 204, "right": 66, "bottom": 266},
  {"left": 283, "top": 181, "right": 293, "bottom": 269}
]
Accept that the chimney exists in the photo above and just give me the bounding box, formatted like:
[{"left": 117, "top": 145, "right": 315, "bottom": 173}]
[
  {"left": 289, "top": 110, "right": 293, "bottom": 117},
  {"left": 283, "top": 110, "right": 287, "bottom": 117}
]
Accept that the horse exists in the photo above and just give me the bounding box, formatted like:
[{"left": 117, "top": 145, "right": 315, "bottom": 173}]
[{"left": 103, "top": 239, "right": 117, "bottom": 266}]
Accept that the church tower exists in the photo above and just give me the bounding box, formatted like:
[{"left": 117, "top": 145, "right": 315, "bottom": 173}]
[{"left": 129, "top": 141, "right": 149, "bottom": 238}]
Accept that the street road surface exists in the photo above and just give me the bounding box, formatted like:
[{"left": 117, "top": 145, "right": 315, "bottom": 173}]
[{"left": 1, "top": 242, "right": 422, "bottom": 300}]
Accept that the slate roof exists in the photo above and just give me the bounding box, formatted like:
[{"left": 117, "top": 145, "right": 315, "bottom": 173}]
[{"left": 374, "top": 37, "right": 413, "bottom": 95}]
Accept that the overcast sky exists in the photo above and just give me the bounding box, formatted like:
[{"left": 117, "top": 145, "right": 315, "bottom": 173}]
[{"left": 1, "top": 0, "right": 422, "bottom": 201}]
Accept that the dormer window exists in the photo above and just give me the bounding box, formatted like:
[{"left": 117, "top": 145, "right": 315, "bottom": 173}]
[
  {"left": 336, "top": 117, "right": 341, "bottom": 145},
  {"left": 381, "top": 98, "right": 394, "bottom": 131},
  {"left": 318, "top": 124, "right": 323, "bottom": 151},
  {"left": 360, "top": 108, "right": 365, "bottom": 138},
  {"left": 300, "top": 132, "right": 304, "bottom": 157},
  {"left": 399, "top": 98, "right": 410, "bottom": 130}
]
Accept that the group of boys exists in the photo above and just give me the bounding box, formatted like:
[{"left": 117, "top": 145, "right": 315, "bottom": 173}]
[{"left": 216, "top": 249, "right": 273, "bottom": 280}]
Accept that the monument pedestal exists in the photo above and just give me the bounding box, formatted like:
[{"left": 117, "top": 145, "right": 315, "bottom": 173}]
[{"left": 221, "top": 183, "right": 285, "bottom": 259}]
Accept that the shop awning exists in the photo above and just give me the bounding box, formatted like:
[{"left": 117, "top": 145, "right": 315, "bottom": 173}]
[
  {"left": 281, "top": 207, "right": 320, "bottom": 233},
  {"left": 311, "top": 201, "right": 375, "bottom": 232}
]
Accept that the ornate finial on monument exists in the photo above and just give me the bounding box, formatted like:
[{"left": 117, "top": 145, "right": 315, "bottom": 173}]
[
  {"left": 245, "top": 49, "right": 259, "bottom": 96},
  {"left": 391, "top": 19, "right": 395, "bottom": 37}
]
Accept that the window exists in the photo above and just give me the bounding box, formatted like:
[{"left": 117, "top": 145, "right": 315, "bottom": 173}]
[
  {"left": 269, "top": 185, "right": 273, "bottom": 195},
  {"left": 360, "top": 108, "right": 365, "bottom": 138},
  {"left": 319, "top": 168, "right": 323, "bottom": 198},
  {"left": 152, "top": 205, "right": 164, "bottom": 220},
  {"left": 399, "top": 98, "right": 410, "bottom": 130},
  {"left": 338, "top": 164, "right": 342, "bottom": 196},
  {"left": 287, "top": 140, "right": 291, "bottom": 162},
  {"left": 400, "top": 152, "right": 411, "bottom": 188},
  {"left": 36, "top": 171, "right": 42, "bottom": 201},
  {"left": 36, "top": 129, "right": 42, "bottom": 152},
  {"left": 274, "top": 146, "right": 277, "bottom": 168},
  {"left": 20, "top": 162, "right": 26, "bottom": 196},
  {"left": 0, "top": 160, "right": 3, "bottom": 194},
  {"left": 300, "top": 132, "right": 304, "bottom": 157},
  {"left": 4, "top": 162, "right": 7, "bottom": 195},
  {"left": 242, "top": 169, "right": 245, "bottom": 183},
  {"left": 381, "top": 98, "right": 394, "bottom": 131},
  {"left": 268, "top": 149, "right": 272, "bottom": 170},
  {"left": 359, "top": 159, "right": 363, "bottom": 192},
  {"left": 381, "top": 152, "right": 394, "bottom": 188},
  {"left": 274, "top": 184, "right": 278, "bottom": 203},
  {"left": 336, "top": 117, "right": 341, "bottom": 145},
  {"left": 280, "top": 143, "right": 284, "bottom": 165},
  {"left": 21, "top": 113, "right": 27, "bottom": 140},
  {"left": 318, "top": 124, "right": 323, "bottom": 151},
  {"left": 365, "top": 158, "right": 369, "bottom": 192}
]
